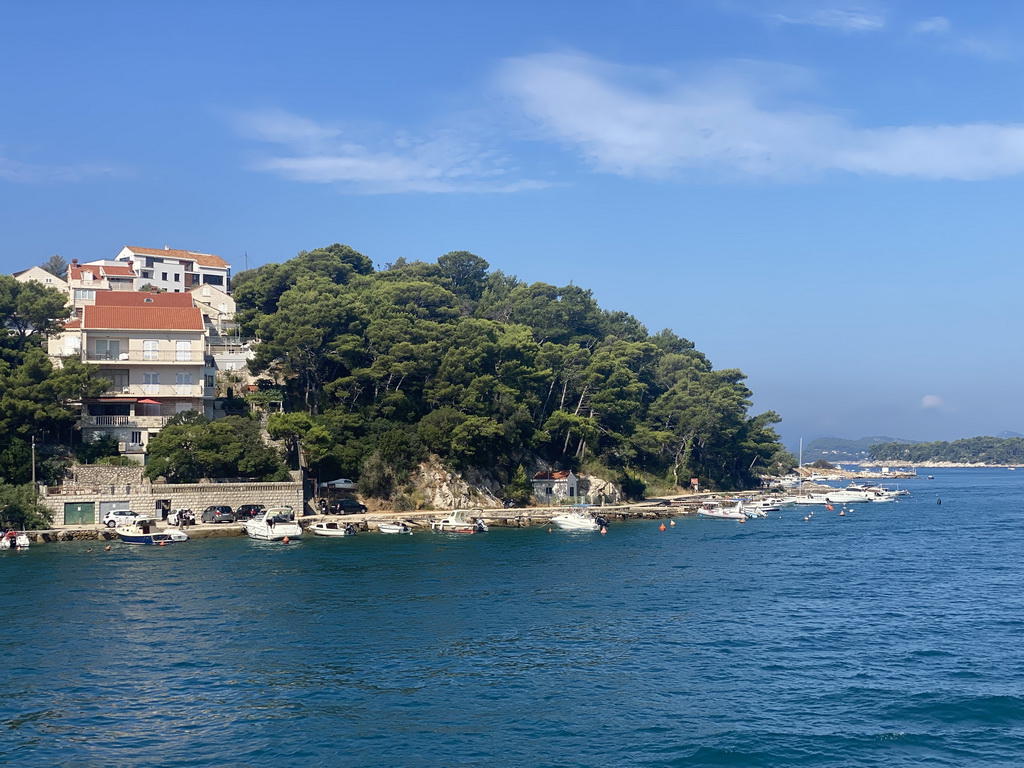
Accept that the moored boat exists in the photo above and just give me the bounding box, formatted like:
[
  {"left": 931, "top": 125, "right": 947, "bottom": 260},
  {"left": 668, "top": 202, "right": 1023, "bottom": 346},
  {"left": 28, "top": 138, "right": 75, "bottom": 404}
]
[
  {"left": 244, "top": 506, "right": 302, "bottom": 541},
  {"left": 697, "top": 501, "right": 746, "bottom": 520},
  {"left": 550, "top": 511, "right": 606, "bottom": 531},
  {"left": 0, "top": 530, "right": 31, "bottom": 550},
  {"left": 312, "top": 521, "right": 357, "bottom": 537},
  {"left": 115, "top": 516, "right": 189, "bottom": 545},
  {"left": 378, "top": 521, "right": 413, "bottom": 534},
  {"left": 430, "top": 508, "right": 487, "bottom": 533}
]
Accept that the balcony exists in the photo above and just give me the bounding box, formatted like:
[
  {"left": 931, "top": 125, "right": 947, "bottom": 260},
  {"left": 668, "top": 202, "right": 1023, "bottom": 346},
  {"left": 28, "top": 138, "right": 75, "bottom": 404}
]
[
  {"left": 82, "top": 415, "right": 168, "bottom": 429},
  {"left": 101, "top": 384, "right": 208, "bottom": 398},
  {"left": 86, "top": 351, "right": 201, "bottom": 363}
]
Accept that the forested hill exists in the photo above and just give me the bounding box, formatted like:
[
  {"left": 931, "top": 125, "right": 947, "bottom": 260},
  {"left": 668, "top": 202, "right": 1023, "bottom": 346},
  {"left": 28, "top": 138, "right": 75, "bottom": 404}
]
[
  {"left": 871, "top": 437, "right": 1024, "bottom": 465},
  {"left": 234, "top": 244, "right": 791, "bottom": 497}
]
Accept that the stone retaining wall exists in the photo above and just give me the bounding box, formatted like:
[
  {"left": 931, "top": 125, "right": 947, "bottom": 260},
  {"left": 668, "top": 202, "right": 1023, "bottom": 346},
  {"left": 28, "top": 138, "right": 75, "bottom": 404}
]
[{"left": 41, "top": 481, "right": 304, "bottom": 526}]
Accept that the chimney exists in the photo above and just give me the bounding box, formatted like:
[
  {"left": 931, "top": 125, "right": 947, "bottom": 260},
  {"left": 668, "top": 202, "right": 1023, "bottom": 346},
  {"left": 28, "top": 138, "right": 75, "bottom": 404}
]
[
  {"left": 165, "top": 245, "right": 170, "bottom": 250},
  {"left": 71, "top": 258, "right": 78, "bottom": 264}
]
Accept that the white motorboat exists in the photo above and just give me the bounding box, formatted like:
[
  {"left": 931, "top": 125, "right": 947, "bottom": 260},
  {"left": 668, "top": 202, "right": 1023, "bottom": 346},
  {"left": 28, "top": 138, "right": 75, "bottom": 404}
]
[
  {"left": 244, "top": 506, "right": 302, "bottom": 541},
  {"left": 696, "top": 502, "right": 746, "bottom": 520},
  {"left": 0, "top": 530, "right": 31, "bottom": 550},
  {"left": 378, "top": 521, "right": 413, "bottom": 534},
  {"left": 430, "top": 508, "right": 487, "bottom": 533},
  {"left": 311, "top": 520, "right": 357, "bottom": 537},
  {"left": 549, "top": 511, "right": 605, "bottom": 531},
  {"left": 115, "top": 516, "right": 189, "bottom": 545}
]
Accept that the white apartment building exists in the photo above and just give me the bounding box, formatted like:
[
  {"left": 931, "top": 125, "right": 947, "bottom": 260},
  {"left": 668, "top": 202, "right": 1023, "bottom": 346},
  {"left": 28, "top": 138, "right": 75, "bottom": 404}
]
[
  {"left": 50, "top": 292, "right": 215, "bottom": 459},
  {"left": 113, "top": 245, "right": 231, "bottom": 293}
]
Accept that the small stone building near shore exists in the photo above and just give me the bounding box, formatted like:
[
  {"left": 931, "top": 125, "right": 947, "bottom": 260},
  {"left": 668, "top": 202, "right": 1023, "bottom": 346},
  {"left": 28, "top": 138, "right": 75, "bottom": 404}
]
[
  {"left": 41, "top": 465, "right": 303, "bottom": 526},
  {"left": 532, "top": 470, "right": 579, "bottom": 503}
]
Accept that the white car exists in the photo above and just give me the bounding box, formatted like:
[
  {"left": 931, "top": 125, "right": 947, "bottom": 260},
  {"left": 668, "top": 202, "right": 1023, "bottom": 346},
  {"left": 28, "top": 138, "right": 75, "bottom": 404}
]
[
  {"left": 102, "top": 509, "right": 138, "bottom": 528},
  {"left": 320, "top": 478, "right": 356, "bottom": 490}
]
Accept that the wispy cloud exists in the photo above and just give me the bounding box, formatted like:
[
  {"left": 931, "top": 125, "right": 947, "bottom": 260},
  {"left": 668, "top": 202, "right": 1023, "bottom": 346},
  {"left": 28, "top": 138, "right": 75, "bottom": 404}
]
[
  {"left": 236, "top": 108, "right": 550, "bottom": 194},
  {"left": 912, "top": 16, "right": 950, "bottom": 35},
  {"left": 0, "top": 152, "right": 118, "bottom": 183},
  {"left": 910, "top": 15, "right": 1014, "bottom": 61},
  {"left": 496, "top": 52, "right": 1024, "bottom": 182},
  {"left": 721, "top": 1, "right": 886, "bottom": 32},
  {"left": 922, "top": 395, "right": 944, "bottom": 410}
]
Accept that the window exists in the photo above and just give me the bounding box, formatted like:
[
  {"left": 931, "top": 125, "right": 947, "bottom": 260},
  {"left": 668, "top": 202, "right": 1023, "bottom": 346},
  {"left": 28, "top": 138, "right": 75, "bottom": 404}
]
[
  {"left": 204, "top": 374, "right": 215, "bottom": 388},
  {"left": 73, "top": 289, "right": 95, "bottom": 301},
  {"left": 142, "top": 271, "right": 152, "bottom": 279},
  {"left": 130, "top": 431, "right": 142, "bottom": 445},
  {"left": 173, "top": 273, "right": 180, "bottom": 282},
  {"left": 143, "top": 340, "right": 159, "bottom": 360},
  {"left": 103, "top": 369, "right": 129, "bottom": 391},
  {"left": 161, "top": 272, "right": 168, "bottom": 281},
  {"left": 175, "top": 341, "right": 191, "bottom": 361},
  {"left": 143, "top": 372, "right": 159, "bottom": 394},
  {"left": 95, "top": 339, "right": 120, "bottom": 360},
  {"left": 203, "top": 275, "right": 224, "bottom": 286},
  {"left": 175, "top": 372, "right": 192, "bottom": 394}
]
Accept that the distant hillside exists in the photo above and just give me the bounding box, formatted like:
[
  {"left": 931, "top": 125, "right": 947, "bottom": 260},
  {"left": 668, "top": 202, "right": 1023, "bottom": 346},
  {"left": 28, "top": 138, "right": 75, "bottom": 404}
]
[
  {"left": 871, "top": 436, "right": 1024, "bottom": 465},
  {"left": 801, "top": 436, "right": 913, "bottom": 463}
]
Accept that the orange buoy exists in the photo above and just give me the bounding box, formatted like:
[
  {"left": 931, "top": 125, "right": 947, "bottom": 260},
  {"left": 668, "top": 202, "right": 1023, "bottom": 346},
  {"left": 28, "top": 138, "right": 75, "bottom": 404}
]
[
  {"left": 104, "top": 545, "right": 111, "bottom": 551},
  {"left": 282, "top": 536, "right": 290, "bottom": 543},
  {"left": 659, "top": 523, "right": 666, "bottom": 531},
  {"left": 548, "top": 528, "right": 552, "bottom": 533},
  {"left": 840, "top": 510, "right": 845, "bottom": 517},
  {"left": 159, "top": 541, "right": 165, "bottom": 547},
  {"left": 601, "top": 527, "right": 607, "bottom": 534}
]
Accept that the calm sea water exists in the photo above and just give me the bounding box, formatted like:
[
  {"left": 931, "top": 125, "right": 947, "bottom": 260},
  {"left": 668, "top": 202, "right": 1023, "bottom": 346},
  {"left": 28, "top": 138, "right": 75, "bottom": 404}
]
[{"left": 3, "top": 468, "right": 1024, "bottom": 767}]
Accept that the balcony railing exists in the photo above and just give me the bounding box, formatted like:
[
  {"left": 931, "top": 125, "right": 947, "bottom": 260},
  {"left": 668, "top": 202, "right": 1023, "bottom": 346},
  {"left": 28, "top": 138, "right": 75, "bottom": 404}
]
[
  {"left": 82, "top": 415, "right": 168, "bottom": 428},
  {"left": 86, "top": 351, "right": 200, "bottom": 363},
  {"left": 101, "top": 384, "right": 207, "bottom": 398}
]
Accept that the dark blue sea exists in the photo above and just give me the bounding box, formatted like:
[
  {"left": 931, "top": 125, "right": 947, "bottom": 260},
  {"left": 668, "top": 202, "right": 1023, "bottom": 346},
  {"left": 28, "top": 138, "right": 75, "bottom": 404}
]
[{"left": 4, "top": 468, "right": 1024, "bottom": 767}]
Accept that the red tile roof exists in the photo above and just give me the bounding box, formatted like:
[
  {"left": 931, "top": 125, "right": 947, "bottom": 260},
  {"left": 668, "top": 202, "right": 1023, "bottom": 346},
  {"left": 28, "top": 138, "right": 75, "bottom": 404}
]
[
  {"left": 125, "top": 246, "right": 229, "bottom": 269},
  {"left": 93, "top": 291, "right": 194, "bottom": 307},
  {"left": 68, "top": 264, "right": 137, "bottom": 281},
  {"left": 83, "top": 305, "right": 204, "bottom": 331}
]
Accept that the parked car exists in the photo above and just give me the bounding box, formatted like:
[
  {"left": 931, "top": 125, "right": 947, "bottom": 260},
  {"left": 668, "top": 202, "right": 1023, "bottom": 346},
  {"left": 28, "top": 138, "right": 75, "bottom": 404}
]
[
  {"left": 320, "top": 478, "right": 357, "bottom": 491},
  {"left": 329, "top": 498, "right": 368, "bottom": 515},
  {"left": 103, "top": 509, "right": 138, "bottom": 528},
  {"left": 201, "top": 505, "right": 235, "bottom": 524},
  {"left": 236, "top": 503, "right": 265, "bottom": 521}
]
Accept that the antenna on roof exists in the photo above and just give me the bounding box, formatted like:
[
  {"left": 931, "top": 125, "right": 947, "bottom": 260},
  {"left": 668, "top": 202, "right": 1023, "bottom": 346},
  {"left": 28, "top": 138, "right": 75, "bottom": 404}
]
[{"left": 244, "top": 251, "right": 248, "bottom": 271}]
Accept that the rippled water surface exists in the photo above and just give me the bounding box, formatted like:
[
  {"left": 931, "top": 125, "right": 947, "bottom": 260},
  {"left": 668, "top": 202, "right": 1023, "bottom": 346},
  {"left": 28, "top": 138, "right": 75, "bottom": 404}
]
[{"left": 4, "top": 469, "right": 1024, "bottom": 766}]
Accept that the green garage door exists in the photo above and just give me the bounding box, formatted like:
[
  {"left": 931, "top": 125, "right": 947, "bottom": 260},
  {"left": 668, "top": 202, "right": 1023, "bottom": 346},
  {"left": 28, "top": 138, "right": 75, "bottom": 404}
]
[{"left": 64, "top": 502, "right": 95, "bottom": 526}]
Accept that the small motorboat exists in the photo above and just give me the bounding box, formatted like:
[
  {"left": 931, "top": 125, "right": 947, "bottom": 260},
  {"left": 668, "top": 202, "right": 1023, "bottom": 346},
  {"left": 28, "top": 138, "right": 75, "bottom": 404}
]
[
  {"left": 312, "top": 521, "right": 357, "bottom": 537},
  {"left": 550, "top": 511, "right": 603, "bottom": 531},
  {"left": 0, "top": 530, "right": 31, "bottom": 550},
  {"left": 430, "top": 509, "right": 487, "bottom": 533},
  {"left": 116, "top": 516, "right": 189, "bottom": 545},
  {"left": 696, "top": 502, "right": 746, "bottom": 520},
  {"left": 378, "top": 521, "right": 413, "bottom": 535},
  {"left": 244, "top": 506, "right": 302, "bottom": 541}
]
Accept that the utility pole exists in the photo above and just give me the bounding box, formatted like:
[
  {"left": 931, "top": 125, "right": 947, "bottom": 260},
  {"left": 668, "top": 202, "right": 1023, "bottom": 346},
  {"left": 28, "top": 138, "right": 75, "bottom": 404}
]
[{"left": 31, "top": 435, "right": 37, "bottom": 506}]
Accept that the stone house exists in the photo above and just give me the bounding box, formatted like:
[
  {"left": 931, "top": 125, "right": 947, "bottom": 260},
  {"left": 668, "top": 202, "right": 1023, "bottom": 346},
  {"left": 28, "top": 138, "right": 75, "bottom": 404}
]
[{"left": 531, "top": 470, "right": 579, "bottom": 503}]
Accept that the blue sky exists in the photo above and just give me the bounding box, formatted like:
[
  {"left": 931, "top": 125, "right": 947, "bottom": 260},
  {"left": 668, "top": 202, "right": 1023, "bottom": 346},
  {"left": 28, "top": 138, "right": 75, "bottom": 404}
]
[{"left": 2, "top": 0, "right": 1023, "bottom": 448}]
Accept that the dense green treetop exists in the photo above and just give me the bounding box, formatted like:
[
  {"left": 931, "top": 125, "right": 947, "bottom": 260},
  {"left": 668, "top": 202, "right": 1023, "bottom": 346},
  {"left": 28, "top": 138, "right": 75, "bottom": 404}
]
[{"left": 237, "top": 245, "right": 787, "bottom": 493}]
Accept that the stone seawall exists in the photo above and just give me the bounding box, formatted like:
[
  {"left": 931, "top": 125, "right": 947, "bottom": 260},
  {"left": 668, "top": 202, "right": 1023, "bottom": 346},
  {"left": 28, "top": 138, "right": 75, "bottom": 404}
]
[{"left": 41, "top": 480, "right": 304, "bottom": 526}]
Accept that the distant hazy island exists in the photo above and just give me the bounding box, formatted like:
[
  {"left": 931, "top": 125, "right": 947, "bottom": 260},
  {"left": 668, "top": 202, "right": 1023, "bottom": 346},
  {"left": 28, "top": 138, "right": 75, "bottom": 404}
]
[{"left": 805, "top": 435, "right": 1024, "bottom": 466}]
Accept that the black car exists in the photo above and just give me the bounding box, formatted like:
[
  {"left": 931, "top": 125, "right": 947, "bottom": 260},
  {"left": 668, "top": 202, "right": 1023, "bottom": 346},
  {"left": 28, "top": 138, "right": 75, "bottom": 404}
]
[
  {"left": 236, "top": 503, "right": 265, "bottom": 521},
  {"left": 201, "top": 505, "right": 235, "bottom": 524},
  {"left": 330, "top": 498, "right": 368, "bottom": 515}
]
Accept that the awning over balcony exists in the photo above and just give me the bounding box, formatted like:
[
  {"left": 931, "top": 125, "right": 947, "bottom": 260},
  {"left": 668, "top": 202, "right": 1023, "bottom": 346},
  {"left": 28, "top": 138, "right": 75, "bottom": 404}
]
[{"left": 137, "top": 398, "right": 162, "bottom": 404}]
